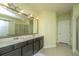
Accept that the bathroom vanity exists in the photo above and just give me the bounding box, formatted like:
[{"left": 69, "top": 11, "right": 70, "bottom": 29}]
[
  {"left": 0, "top": 35, "right": 44, "bottom": 56},
  {"left": 0, "top": 4, "right": 43, "bottom": 56}
]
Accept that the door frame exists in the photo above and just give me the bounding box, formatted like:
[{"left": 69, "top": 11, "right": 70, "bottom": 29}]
[{"left": 76, "top": 16, "right": 79, "bottom": 51}]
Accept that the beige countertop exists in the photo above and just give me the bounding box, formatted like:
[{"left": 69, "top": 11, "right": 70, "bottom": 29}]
[{"left": 0, "top": 34, "right": 43, "bottom": 48}]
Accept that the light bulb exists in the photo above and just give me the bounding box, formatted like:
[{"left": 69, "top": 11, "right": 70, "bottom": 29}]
[
  {"left": 18, "top": 12, "right": 21, "bottom": 15},
  {"left": 36, "top": 17, "right": 39, "bottom": 19},
  {"left": 20, "top": 10, "right": 24, "bottom": 13},
  {"left": 30, "top": 14, "right": 33, "bottom": 17}
]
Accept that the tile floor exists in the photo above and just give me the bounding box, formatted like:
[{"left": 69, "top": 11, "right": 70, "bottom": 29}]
[{"left": 34, "top": 43, "right": 74, "bottom": 56}]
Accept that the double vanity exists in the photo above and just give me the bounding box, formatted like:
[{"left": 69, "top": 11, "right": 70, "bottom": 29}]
[
  {"left": 0, "top": 4, "right": 44, "bottom": 56},
  {"left": 0, "top": 35, "right": 44, "bottom": 56}
]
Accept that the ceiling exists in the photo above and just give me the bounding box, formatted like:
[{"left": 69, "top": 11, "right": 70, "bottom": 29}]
[{"left": 15, "top": 3, "right": 74, "bottom": 14}]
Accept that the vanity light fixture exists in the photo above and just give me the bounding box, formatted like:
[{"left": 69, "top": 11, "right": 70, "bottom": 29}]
[
  {"left": 0, "top": 3, "right": 39, "bottom": 21},
  {"left": 18, "top": 12, "right": 21, "bottom": 15},
  {"left": 1, "top": 3, "right": 9, "bottom": 6},
  {"left": 27, "top": 14, "right": 33, "bottom": 18},
  {"left": 20, "top": 10, "right": 24, "bottom": 13},
  {"left": 30, "top": 14, "right": 33, "bottom": 17},
  {"left": 36, "top": 17, "right": 39, "bottom": 19},
  {"left": 18, "top": 10, "right": 24, "bottom": 15}
]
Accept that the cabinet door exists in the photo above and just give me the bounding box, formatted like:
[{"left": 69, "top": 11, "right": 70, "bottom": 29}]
[
  {"left": 0, "top": 45, "right": 14, "bottom": 55},
  {"left": 39, "top": 37, "right": 44, "bottom": 49},
  {"left": 14, "top": 42, "right": 26, "bottom": 49},
  {"left": 2, "top": 48, "right": 21, "bottom": 56},
  {"left": 33, "top": 40, "right": 40, "bottom": 54},
  {"left": 22, "top": 44, "right": 33, "bottom": 56}
]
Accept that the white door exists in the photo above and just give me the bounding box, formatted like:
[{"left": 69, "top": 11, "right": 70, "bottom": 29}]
[{"left": 57, "top": 19, "right": 71, "bottom": 44}]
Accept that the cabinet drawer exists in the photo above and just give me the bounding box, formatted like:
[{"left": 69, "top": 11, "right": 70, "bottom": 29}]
[{"left": 0, "top": 45, "right": 14, "bottom": 55}]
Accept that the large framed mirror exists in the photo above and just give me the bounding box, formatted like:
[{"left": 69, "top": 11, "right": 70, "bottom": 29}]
[{"left": 0, "top": 3, "right": 38, "bottom": 38}]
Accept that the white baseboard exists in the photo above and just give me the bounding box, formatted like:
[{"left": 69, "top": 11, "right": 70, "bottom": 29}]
[{"left": 44, "top": 45, "right": 56, "bottom": 48}]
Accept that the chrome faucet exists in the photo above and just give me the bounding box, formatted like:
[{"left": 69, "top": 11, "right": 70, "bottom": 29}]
[{"left": 13, "top": 37, "right": 19, "bottom": 40}]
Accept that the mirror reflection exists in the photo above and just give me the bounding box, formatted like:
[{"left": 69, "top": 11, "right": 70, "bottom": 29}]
[{"left": 0, "top": 4, "right": 38, "bottom": 38}]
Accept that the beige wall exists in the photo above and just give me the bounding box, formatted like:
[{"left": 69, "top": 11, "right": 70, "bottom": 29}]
[{"left": 38, "top": 11, "right": 56, "bottom": 48}]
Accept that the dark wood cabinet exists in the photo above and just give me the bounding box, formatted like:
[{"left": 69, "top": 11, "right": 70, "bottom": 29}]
[
  {"left": 33, "top": 37, "right": 44, "bottom": 54},
  {"left": 2, "top": 48, "right": 21, "bottom": 56},
  {"left": 0, "top": 36, "right": 44, "bottom": 56},
  {"left": 22, "top": 40, "right": 33, "bottom": 56},
  {"left": 22, "top": 44, "right": 33, "bottom": 56},
  {"left": 14, "top": 42, "right": 26, "bottom": 49},
  {"left": 39, "top": 37, "right": 44, "bottom": 49},
  {"left": 0, "top": 45, "right": 14, "bottom": 55},
  {"left": 33, "top": 38, "right": 40, "bottom": 54}
]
